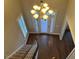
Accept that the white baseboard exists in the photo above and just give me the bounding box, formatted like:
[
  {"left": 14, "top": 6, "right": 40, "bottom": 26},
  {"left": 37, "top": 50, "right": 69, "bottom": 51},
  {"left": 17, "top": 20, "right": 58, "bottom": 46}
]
[
  {"left": 66, "top": 48, "right": 75, "bottom": 59},
  {"left": 6, "top": 43, "right": 25, "bottom": 59}
]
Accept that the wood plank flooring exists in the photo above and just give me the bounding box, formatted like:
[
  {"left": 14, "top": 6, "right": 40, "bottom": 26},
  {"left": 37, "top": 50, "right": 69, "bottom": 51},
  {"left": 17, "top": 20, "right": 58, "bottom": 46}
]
[{"left": 27, "top": 33, "right": 74, "bottom": 59}]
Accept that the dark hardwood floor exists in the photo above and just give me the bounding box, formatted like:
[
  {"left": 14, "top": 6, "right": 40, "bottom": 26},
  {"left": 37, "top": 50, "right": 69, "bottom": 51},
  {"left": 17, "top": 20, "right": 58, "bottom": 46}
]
[{"left": 27, "top": 33, "right": 74, "bottom": 59}]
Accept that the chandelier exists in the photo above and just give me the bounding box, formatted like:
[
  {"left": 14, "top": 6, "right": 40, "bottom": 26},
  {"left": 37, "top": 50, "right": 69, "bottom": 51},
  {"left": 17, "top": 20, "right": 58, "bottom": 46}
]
[{"left": 30, "top": 1, "right": 55, "bottom": 21}]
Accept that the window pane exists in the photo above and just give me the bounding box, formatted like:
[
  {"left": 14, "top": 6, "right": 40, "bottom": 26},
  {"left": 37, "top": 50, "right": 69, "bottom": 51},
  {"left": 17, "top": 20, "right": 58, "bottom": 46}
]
[
  {"left": 34, "top": 20, "right": 38, "bottom": 32},
  {"left": 40, "top": 19, "right": 48, "bottom": 32},
  {"left": 50, "top": 17, "right": 55, "bottom": 32},
  {"left": 18, "top": 16, "right": 28, "bottom": 38}
]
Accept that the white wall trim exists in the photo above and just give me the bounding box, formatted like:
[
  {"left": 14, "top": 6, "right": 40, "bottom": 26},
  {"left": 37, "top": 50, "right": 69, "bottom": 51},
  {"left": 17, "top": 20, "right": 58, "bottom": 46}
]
[
  {"left": 6, "top": 43, "right": 25, "bottom": 59},
  {"left": 66, "top": 48, "right": 75, "bottom": 59},
  {"left": 25, "top": 32, "right": 29, "bottom": 43},
  {"left": 59, "top": 20, "right": 67, "bottom": 40},
  {"left": 29, "top": 32, "right": 60, "bottom": 35}
]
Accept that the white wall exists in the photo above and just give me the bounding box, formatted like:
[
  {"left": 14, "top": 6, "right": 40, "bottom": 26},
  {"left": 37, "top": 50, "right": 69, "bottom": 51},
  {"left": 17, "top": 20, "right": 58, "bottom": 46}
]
[
  {"left": 60, "top": 0, "right": 75, "bottom": 58},
  {"left": 60, "top": 0, "right": 75, "bottom": 43},
  {"left": 65, "top": 0, "right": 75, "bottom": 42},
  {"left": 4, "top": 0, "right": 28, "bottom": 58},
  {"left": 59, "top": 19, "right": 67, "bottom": 40}
]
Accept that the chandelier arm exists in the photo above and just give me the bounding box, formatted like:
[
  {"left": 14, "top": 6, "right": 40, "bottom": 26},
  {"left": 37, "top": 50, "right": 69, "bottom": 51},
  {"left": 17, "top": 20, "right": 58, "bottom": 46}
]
[
  {"left": 37, "top": 1, "right": 45, "bottom": 32},
  {"left": 31, "top": 0, "right": 55, "bottom": 21}
]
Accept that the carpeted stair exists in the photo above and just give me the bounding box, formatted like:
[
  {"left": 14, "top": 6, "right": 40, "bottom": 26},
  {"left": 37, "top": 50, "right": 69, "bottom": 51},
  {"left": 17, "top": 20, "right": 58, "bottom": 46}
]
[{"left": 8, "top": 41, "right": 38, "bottom": 59}]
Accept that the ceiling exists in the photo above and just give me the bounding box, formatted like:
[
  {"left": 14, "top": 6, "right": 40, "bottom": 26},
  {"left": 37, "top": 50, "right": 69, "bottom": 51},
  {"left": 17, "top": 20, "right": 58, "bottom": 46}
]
[{"left": 20, "top": 0, "right": 68, "bottom": 33}]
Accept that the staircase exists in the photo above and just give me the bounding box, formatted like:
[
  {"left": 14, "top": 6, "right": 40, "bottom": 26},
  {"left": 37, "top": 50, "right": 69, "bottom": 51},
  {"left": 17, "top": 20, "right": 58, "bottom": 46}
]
[{"left": 9, "top": 41, "right": 38, "bottom": 59}]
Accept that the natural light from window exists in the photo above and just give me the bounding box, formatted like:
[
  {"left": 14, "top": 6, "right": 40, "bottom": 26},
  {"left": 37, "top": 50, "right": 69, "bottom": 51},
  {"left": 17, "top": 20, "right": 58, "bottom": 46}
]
[
  {"left": 40, "top": 19, "right": 48, "bottom": 32},
  {"left": 18, "top": 16, "right": 28, "bottom": 38}
]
